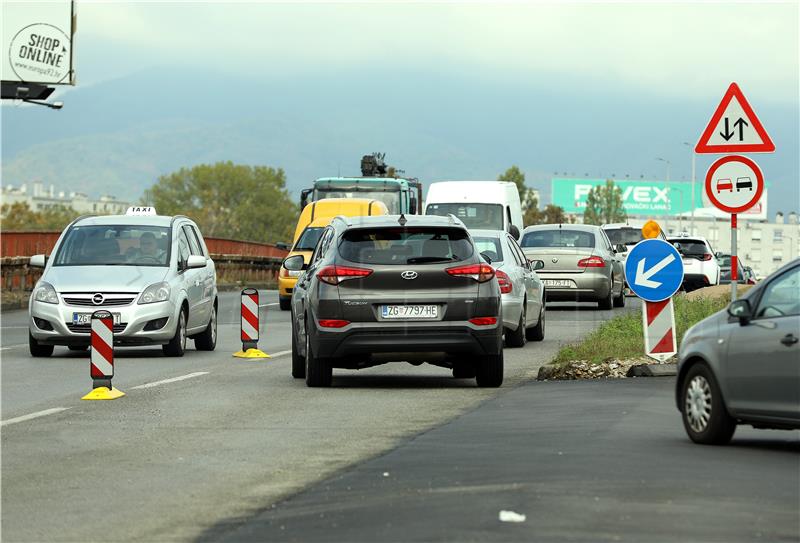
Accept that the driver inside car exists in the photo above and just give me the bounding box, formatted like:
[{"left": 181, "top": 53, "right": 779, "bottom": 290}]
[{"left": 126, "top": 231, "right": 164, "bottom": 263}]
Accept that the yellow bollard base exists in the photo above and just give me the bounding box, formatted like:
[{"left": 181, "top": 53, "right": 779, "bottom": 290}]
[
  {"left": 81, "top": 387, "right": 126, "bottom": 401},
  {"left": 232, "top": 348, "right": 271, "bottom": 359}
]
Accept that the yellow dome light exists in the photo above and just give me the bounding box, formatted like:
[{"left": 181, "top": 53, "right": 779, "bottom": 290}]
[{"left": 642, "top": 220, "right": 662, "bottom": 239}]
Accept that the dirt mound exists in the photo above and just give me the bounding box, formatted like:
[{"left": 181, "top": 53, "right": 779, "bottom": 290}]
[{"left": 683, "top": 284, "right": 753, "bottom": 302}]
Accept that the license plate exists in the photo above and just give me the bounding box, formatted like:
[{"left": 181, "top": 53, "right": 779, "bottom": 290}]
[
  {"left": 72, "top": 312, "right": 121, "bottom": 325},
  {"left": 543, "top": 279, "right": 574, "bottom": 288},
  {"left": 380, "top": 305, "right": 438, "bottom": 319}
]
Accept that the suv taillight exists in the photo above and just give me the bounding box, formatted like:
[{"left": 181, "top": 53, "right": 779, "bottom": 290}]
[
  {"left": 446, "top": 263, "right": 495, "bottom": 283},
  {"left": 578, "top": 256, "right": 605, "bottom": 268},
  {"left": 495, "top": 269, "right": 513, "bottom": 294},
  {"left": 317, "top": 265, "right": 373, "bottom": 285}
]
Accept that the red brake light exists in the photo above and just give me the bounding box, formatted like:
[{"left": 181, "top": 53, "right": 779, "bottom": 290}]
[
  {"left": 578, "top": 256, "right": 605, "bottom": 268},
  {"left": 317, "top": 265, "right": 373, "bottom": 285},
  {"left": 446, "top": 263, "right": 495, "bottom": 283},
  {"left": 495, "top": 269, "right": 513, "bottom": 294},
  {"left": 469, "top": 317, "right": 498, "bottom": 326},
  {"left": 318, "top": 319, "right": 350, "bottom": 328}
]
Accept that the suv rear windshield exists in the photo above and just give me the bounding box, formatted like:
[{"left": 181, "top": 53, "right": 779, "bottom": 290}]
[
  {"left": 294, "top": 227, "right": 325, "bottom": 251},
  {"left": 339, "top": 227, "right": 474, "bottom": 265},
  {"left": 426, "top": 203, "right": 504, "bottom": 231},
  {"left": 54, "top": 225, "right": 171, "bottom": 266},
  {"left": 604, "top": 227, "right": 645, "bottom": 246},
  {"left": 670, "top": 240, "right": 710, "bottom": 257},
  {"left": 521, "top": 229, "right": 595, "bottom": 248}
]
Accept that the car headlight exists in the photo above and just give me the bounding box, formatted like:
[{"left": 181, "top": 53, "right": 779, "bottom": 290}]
[
  {"left": 138, "top": 282, "right": 171, "bottom": 304},
  {"left": 33, "top": 281, "right": 59, "bottom": 304}
]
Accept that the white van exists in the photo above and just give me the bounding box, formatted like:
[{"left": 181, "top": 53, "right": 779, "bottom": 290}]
[{"left": 424, "top": 181, "right": 524, "bottom": 239}]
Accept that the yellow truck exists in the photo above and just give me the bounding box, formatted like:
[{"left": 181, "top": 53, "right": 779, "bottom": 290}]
[{"left": 278, "top": 198, "right": 389, "bottom": 309}]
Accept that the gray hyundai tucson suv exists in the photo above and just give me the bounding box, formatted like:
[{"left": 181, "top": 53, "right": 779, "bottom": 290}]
[{"left": 284, "top": 214, "right": 503, "bottom": 388}]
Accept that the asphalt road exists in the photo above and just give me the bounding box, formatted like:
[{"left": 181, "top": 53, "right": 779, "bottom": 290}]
[
  {"left": 1, "top": 291, "right": 634, "bottom": 542},
  {"left": 202, "top": 378, "right": 800, "bottom": 543}
]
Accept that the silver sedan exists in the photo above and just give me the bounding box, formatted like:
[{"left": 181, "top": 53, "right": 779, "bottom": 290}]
[{"left": 472, "top": 229, "right": 546, "bottom": 347}]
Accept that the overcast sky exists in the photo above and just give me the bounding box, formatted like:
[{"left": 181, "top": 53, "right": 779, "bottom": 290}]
[{"left": 76, "top": 1, "right": 798, "bottom": 105}]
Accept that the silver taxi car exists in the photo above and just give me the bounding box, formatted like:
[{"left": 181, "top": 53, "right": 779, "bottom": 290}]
[{"left": 28, "top": 207, "right": 218, "bottom": 357}]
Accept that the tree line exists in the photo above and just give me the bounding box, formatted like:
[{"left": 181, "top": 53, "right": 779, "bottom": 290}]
[{"left": 1, "top": 162, "right": 626, "bottom": 240}]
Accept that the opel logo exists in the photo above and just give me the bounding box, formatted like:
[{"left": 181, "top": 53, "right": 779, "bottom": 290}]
[
  {"left": 401, "top": 271, "right": 418, "bottom": 280},
  {"left": 92, "top": 293, "right": 104, "bottom": 305},
  {"left": 552, "top": 258, "right": 558, "bottom": 264}
]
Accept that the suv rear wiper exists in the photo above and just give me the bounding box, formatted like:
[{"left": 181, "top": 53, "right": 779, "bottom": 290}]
[{"left": 406, "top": 256, "right": 458, "bottom": 264}]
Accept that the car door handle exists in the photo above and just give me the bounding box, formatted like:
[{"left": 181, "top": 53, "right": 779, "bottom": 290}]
[{"left": 780, "top": 334, "right": 799, "bottom": 346}]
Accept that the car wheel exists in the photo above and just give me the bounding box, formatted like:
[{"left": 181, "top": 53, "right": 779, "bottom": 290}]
[
  {"left": 681, "top": 363, "right": 736, "bottom": 445},
  {"left": 613, "top": 281, "right": 626, "bottom": 307},
  {"left": 194, "top": 304, "right": 217, "bottom": 351},
  {"left": 163, "top": 308, "right": 187, "bottom": 357},
  {"left": 475, "top": 351, "right": 503, "bottom": 388},
  {"left": 598, "top": 281, "right": 614, "bottom": 310},
  {"left": 29, "top": 332, "right": 54, "bottom": 357},
  {"left": 305, "top": 323, "right": 332, "bottom": 387},
  {"left": 279, "top": 296, "right": 291, "bottom": 311},
  {"left": 68, "top": 345, "right": 89, "bottom": 352},
  {"left": 291, "top": 321, "right": 305, "bottom": 379},
  {"left": 505, "top": 302, "right": 526, "bottom": 348},
  {"left": 527, "top": 304, "right": 545, "bottom": 341}
]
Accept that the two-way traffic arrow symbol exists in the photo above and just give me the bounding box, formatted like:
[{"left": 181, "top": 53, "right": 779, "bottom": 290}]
[
  {"left": 634, "top": 254, "right": 677, "bottom": 289},
  {"left": 720, "top": 117, "right": 749, "bottom": 141}
]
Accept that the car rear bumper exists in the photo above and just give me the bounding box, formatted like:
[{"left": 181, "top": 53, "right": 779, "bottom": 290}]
[
  {"left": 313, "top": 320, "right": 503, "bottom": 360},
  {"left": 683, "top": 273, "right": 713, "bottom": 291},
  {"left": 539, "top": 272, "right": 610, "bottom": 301}
]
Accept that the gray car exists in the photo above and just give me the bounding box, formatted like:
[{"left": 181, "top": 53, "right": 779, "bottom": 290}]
[
  {"left": 676, "top": 258, "right": 800, "bottom": 444},
  {"left": 284, "top": 214, "right": 503, "bottom": 388},
  {"left": 28, "top": 208, "right": 218, "bottom": 357},
  {"left": 520, "top": 224, "right": 625, "bottom": 309},
  {"left": 471, "top": 229, "right": 546, "bottom": 347}
]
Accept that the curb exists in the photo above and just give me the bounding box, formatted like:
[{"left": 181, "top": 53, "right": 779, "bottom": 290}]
[{"left": 626, "top": 364, "right": 678, "bottom": 377}]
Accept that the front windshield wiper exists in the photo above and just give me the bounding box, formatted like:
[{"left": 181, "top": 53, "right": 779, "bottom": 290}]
[{"left": 406, "top": 256, "right": 458, "bottom": 264}]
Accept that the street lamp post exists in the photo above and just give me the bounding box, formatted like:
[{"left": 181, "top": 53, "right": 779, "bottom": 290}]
[
  {"left": 656, "top": 157, "right": 675, "bottom": 231},
  {"left": 683, "top": 142, "right": 696, "bottom": 235}
]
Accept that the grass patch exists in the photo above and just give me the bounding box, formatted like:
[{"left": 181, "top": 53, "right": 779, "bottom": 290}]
[{"left": 551, "top": 294, "right": 731, "bottom": 366}]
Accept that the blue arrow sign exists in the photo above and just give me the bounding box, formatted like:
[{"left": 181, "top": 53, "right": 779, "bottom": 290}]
[{"left": 625, "top": 239, "right": 684, "bottom": 302}]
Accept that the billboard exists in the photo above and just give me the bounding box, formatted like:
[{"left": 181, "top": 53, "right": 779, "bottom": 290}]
[
  {"left": 2, "top": 1, "right": 75, "bottom": 85},
  {"left": 552, "top": 178, "right": 701, "bottom": 217}
]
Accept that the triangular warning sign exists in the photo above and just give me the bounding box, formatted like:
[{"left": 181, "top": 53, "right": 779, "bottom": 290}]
[{"left": 695, "top": 82, "right": 775, "bottom": 154}]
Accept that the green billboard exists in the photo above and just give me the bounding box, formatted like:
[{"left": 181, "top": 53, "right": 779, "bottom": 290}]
[{"left": 551, "top": 178, "right": 700, "bottom": 216}]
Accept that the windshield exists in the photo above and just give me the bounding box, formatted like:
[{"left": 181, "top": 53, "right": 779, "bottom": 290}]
[
  {"left": 294, "top": 227, "right": 325, "bottom": 251},
  {"left": 314, "top": 188, "right": 401, "bottom": 214},
  {"left": 339, "top": 227, "right": 474, "bottom": 265},
  {"left": 473, "top": 236, "right": 504, "bottom": 263},
  {"left": 604, "top": 227, "right": 645, "bottom": 246},
  {"left": 670, "top": 240, "right": 710, "bottom": 257},
  {"left": 426, "top": 203, "right": 504, "bottom": 230},
  {"left": 54, "top": 225, "right": 171, "bottom": 266},
  {"left": 521, "top": 229, "right": 595, "bottom": 248}
]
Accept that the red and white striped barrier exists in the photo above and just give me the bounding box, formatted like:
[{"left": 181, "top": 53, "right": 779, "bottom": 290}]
[
  {"left": 234, "top": 288, "right": 269, "bottom": 358},
  {"left": 642, "top": 299, "right": 677, "bottom": 361},
  {"left": 82, "top": 310, "right": 125, "bottom": 400}
]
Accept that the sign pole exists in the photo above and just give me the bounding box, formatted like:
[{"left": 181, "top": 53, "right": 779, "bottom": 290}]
[{"left": 731, "top": 213, "right": 738, "bottom": 301}]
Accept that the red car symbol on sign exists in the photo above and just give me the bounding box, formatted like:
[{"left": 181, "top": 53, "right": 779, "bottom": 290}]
[{"left": 716, "top": 178, "right": 733, "bottom": 192}]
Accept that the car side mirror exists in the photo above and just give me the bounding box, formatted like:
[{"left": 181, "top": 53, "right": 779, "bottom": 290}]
[
  {"left": 30, "top": 254, "right": 47, "bottom": 267},
  {"left": 480, "top": 251, "right": 493, "bottom": 264},
  {"left": 529, "top": 259, "right": 545, "bottom": 271},
  {"left": 283, "top": 254, "right": 307, "bottom": 271},
  {"left": 508, "top": 224, "right": 521, "bottom": 240},
  {"left": 186, "top": 255, "right": 207, "bottom": 269},
  {"left": 727, "top": 299, "right": 752, "bottom": 325}
]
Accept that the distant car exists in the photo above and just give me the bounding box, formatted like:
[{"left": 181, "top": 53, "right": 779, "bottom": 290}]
[
  {"left": 717, "top": 254, "right": 755, "bottom": 285},
  {"left": 602, "top": 222, "right": 668, "bottom": 294},
  {"left": 520, "top": 224, "right": 625, "bottom": 309},
  {"left": 743, "top": 266, "right": 757, "bottom": 284},
  {"left": 471, "top": 229, "right": 546, "bottom": 347},
  {"left": 736, "top": 177, "right": 753, "bottom": 192},
  {"left": 676, "top": 258, "right": 800, "bottom": 444},
  {"left": 28, "top": 207, "right": 218, "bottom": 357},
  {"left": 716, "top": 178, "right": 734, "bottom": 192},
  {"left": 668, "top": 235, "right": 721, "bottom": 292},
  {"left": 286, "top": 214, "right": 504, "bottom": 387}
]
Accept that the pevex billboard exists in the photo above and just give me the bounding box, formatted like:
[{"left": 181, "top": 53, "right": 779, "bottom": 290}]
[{"left": 552, "top": 178, "right": 700, "bottom": 216}]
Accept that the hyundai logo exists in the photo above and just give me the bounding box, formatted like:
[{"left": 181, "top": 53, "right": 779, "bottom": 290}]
[
  {"left": 401, "top": 271, "right": 418, "bottom": 280},
  {"left": 92, "top": 293, "right": 104, "bottom": 305}
]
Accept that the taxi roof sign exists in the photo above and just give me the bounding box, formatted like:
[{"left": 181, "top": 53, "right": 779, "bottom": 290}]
[{"left": 126, "top": 206, "right": 157, "bottom": 216}]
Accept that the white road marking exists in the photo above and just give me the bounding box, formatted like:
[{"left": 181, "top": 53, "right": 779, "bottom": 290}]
[
  {"left": 0, "top": 344, "right": 27, "bottom": 351},
  {"left": 130, "top": 371, "right": 210, "bottom": 390},
  {"left": 269, "top": 350, "right": 291, "bottom": 358},
  {"left": 1, "top": 407, "right": 71, "bottom": 427},
  {"left": 259, "top": 302, "right": 279, "bottom": 308}
]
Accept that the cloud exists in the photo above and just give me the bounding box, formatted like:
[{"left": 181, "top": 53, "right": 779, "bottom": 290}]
[{"left": 69, "top": 1, "right": 800, "bottom": 104}]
